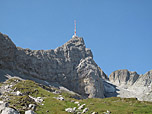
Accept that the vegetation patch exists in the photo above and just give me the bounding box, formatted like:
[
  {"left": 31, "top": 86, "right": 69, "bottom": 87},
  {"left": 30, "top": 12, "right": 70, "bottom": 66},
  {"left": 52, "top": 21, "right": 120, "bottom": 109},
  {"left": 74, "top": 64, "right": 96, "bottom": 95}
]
[{"left": 1, "top": 78, "right": 152, "bottom": 114}]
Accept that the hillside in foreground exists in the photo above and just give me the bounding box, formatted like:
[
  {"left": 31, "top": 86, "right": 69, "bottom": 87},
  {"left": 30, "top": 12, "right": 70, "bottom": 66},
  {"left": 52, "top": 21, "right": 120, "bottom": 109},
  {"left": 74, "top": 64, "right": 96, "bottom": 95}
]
[{"left": 0, "top": 78, "right": 152, "bottom": 114}]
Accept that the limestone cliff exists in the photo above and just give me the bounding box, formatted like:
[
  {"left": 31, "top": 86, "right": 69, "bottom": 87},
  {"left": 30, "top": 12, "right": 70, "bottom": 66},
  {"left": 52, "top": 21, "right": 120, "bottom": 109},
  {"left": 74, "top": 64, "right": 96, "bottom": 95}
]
[
  {"left": 109, "top": 69, "right": 139, "bottom": 86},
  {"left": 108, "top": 69, "right": 152, "bottom": 101},
  {"left": 0, "top": 33, "right": 105, "bottom": 98}
]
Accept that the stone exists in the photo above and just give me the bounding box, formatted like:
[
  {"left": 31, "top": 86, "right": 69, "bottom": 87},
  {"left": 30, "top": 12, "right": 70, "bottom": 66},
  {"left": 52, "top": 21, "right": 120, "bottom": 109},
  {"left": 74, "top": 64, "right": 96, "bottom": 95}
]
[
  {"left": 25, "top": 110, "right": 36, "bottom": 114},
  {"left": 78, "top": 104, "right": 85, "bottom": 110},
  {"left": 74, "top": 101, "right": 79, "bottom": 104},
  {"left": 0, "top": 103, "right": 6, "bottom": 112},
  {"left": 65, "top": 108, "right": 75, "bottom": 113},
  {"left": 0, "top": 101, "right": 4, "bottom": 104},
  {"left": 53, "top": 96, "right": 64, "bottom": 101},
  {"left": 36, "top": 97, "right": 43, "bottom": 103},
  {"left": 1, "top": 107, "right": 19, "bottom": 114},
  {"left": 82, "top": 108, "right": 88, "bottom": 113},
  {"left": 28, "top": 104, "right": 36, "bottom": 110},
  {"left": 16, "top": 91, "right": 22, "bottom": 96},
  {"left": 73, "top": 107, "right": 76, "bottom": 111},
  {"left": 74, "top": 101, "right": 80, "bottom": 106},
  {"left": 29, "top": 96, "right": 43, "bottom": 103},
  {"left": 52, "top": 90, "right": 61, "bottom": 94},
  {"left": 106, "top": 110, "right": 111, "bottom": 113},
  {"left": 0, "top": 102, "right": 9, "bottom": 110}
]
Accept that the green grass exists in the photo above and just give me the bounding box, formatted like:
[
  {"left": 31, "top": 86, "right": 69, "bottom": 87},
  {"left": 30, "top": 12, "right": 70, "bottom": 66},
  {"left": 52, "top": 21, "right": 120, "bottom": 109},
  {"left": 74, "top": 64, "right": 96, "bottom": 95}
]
[
  {"left": 79, "top": 97, "right": 152, "bottom": 114},
  {"left": 0, "top": 83, "right": 2, "bottom": 88},
  {"left": 4, "top": 78, "right": 152, "bottom": 114}
]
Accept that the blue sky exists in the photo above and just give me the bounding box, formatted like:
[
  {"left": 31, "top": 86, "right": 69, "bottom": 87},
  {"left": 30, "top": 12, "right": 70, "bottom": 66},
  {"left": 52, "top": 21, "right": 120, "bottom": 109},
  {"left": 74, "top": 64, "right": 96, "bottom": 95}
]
[{"left": 0, "top": 0, "right": 152, "bottom": 75}]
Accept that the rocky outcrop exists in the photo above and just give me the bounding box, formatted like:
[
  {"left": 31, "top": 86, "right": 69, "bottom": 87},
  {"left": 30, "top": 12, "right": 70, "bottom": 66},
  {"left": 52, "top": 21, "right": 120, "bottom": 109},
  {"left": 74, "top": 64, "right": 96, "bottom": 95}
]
[
  {"left": 0, "top": 102, "right": 19, "bottom": 114},
  {"left": 1, "top": 32, "right": 152, "bottom": 102},
  {"left": 0, "top": 33, "right": 105, "bottom": 98},
  {"left": 0, "top": 33, "right": 17, "bottom": 69},
  {"left": 133, "top": 70, "right": 152, "bottom": 87},
  {"left": 76, "top": 57, "right": 104, "bottom": 98},
  {"left": 1, "top": 107, "right": 19, "bottom": 114},
  {"left": 108, "top": 69, "right": 152, "bottom": 101},
  {"left": 109, "top": 69, "right": 139, "bottom": 86},
  {"left": 131, "top": 70, "right": 152, "bottom": 101},
  {"left": 98, "top": 67, "right": 109, "bottom": 80}
]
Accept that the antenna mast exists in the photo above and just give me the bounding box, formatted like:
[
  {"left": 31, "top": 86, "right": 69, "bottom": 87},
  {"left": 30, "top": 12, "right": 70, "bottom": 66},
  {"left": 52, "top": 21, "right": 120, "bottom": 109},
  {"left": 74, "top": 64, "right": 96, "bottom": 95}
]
[
  {"left": 72, "top": 20, "right": 77, "bottom": 38},
  {"left": 74, "top": 20, "right": 76, "bottom": 36}
]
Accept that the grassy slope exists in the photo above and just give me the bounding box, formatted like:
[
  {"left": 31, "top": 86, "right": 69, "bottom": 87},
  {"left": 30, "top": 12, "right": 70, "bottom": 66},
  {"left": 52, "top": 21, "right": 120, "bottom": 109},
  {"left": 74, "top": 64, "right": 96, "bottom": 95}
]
[{"left": 1, "top": 79, "right": 152, "bottom": 114}]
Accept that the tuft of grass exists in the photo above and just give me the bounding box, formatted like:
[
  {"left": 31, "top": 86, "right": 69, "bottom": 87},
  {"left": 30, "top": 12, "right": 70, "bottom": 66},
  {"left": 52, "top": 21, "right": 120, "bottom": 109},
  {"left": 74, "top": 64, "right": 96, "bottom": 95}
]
[
  {"left": 9, "top": 95, "right": 36, "bottom": 113},
  {"left": 0, "top": 83, "right": 2, "bottom": 87}
]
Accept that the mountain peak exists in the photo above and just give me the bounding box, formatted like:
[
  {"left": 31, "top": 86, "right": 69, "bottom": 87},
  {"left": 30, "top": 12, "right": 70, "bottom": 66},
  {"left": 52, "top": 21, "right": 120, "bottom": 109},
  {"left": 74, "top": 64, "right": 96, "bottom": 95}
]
[{"left": 0, "top": 32, "right": 104, "bottom": 98}]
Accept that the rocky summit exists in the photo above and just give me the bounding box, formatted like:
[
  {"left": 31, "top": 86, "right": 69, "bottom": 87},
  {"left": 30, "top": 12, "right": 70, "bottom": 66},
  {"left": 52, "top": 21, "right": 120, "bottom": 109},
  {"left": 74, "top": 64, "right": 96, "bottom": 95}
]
[
  {"left": 0, "top": 32, "right": 106, "bottom": 98},
  {"left": 0, "top": 32, "right": 152, "bottom": 103}
]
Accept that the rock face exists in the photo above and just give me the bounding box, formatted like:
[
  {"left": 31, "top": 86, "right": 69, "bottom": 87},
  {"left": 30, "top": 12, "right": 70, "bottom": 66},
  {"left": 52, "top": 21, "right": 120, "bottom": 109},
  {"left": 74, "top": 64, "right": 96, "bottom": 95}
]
[
  {"left": 131, "top": 70, "right": 152, "bottom": 101},
  {"left": 108, "top": 69, "right": 152, "bottom": 101},
  {"left": 109, "top": 69, "right": 139, "bottom": 86},
  {"left": 0, "top": 33, "right": 17, "bottom": 69},
  {"left": 0, "top": 101, "right": 19, "bottom": 114},
  {"left": 1, "top": 32, "right": 152, "bottom": 102},
  {"left": 0, "top": 33, "right": 105, "bottom": 98},
  {"left": 1, "top": 107, "right": 19, "bottom": 114}
]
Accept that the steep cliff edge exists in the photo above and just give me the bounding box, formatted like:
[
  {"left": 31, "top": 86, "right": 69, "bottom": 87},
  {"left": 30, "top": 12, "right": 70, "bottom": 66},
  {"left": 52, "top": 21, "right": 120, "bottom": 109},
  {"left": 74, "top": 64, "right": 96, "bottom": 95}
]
[
  {"left": 0, "top": 33, "right": 105, "bottom": 98},
  {"left": 0, "top": 33, "right": 17, "bottom": 69}
]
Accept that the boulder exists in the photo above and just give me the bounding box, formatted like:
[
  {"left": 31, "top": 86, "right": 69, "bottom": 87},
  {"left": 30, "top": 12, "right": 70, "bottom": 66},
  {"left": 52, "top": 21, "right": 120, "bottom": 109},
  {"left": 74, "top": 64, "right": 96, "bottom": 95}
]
[
  {"left": 78, "top": 104, "right": 85, "bottom": 110},
  {"left": 82, "top": 108, "right": 88, "bottom": 113},
  {"left": 29, "top": 96, "right": 43, "bottom": 103},
  {"left": 1, "top": 107, "right": 19, "bottom": 114},
  {"left": 16, "top": 91, "right": 22, "bottom": 96},
  {"left": 28, "top": 104, "right": 36, "bottom": 110},
  {"left": 25, "top": 110, "right": 36, "bottom": 114},
  {"left": 65, "top": 108, "right": 75, "bottom": 113},
  {"left": 53, "top": 96, "right": 64, "bottom": 101},
  {"left": 0, "top": 102, "right": 9, "bottom": 112}
]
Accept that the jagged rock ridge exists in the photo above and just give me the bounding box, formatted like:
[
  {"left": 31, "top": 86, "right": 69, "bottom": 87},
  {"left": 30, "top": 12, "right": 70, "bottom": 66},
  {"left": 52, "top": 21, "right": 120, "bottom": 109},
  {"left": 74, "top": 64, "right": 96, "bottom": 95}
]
[
  {"left": 108, "top": 69, "right": 152, "bottom": 101},
  {"left": 0, "top": 32, "right": 107, "bottom": 98},
  {"left": 1, "top": 32, "right": 152, "bottom": 102},
  {"left": 109, "top": 69, "right": 139, "bottom": 86}
]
